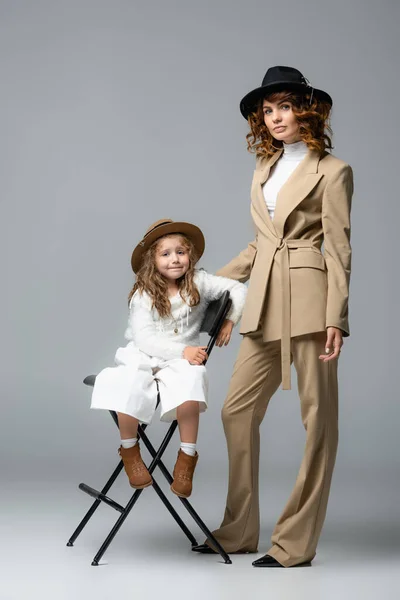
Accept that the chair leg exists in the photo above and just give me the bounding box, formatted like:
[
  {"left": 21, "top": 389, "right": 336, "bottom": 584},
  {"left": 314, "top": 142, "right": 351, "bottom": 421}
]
[
  {"left": 91, "top": 486, "right": 144, "bottom": 566},
  {"left": 151, "top": 478, "right": 197, "bottom": 546},
  {"left": 90, "top": 423, "right": 197, "bottom": 565},
  {"left": 174, "top": 497, "right": 231, "bottom": 564},
  {"left": 71, "top": 408, "right": 229, "bottom": 564},
  {"left": 139, "top": 426, "right": 232, "bottom": 564},
  {"left": 66, "top": 460, "right": 124, "bottom": 547},
  {"left": 91, "top": 473, "right": 199, "bottom": 566}
]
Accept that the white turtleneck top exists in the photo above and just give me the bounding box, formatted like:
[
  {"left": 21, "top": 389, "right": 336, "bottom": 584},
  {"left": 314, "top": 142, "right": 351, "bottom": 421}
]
[{"left": 262, "top": 140, "right": 309, "bottom": 220}]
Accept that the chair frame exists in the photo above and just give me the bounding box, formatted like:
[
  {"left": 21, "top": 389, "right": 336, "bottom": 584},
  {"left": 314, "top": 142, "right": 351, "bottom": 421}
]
[{"left": 66, "top": 291, "right": 232, "bottom": 566}]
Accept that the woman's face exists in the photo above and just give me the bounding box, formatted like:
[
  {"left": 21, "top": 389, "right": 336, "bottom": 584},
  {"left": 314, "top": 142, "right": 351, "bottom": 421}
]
[{"left": 262, "top": 98, "right": 301, "bottom": 144}]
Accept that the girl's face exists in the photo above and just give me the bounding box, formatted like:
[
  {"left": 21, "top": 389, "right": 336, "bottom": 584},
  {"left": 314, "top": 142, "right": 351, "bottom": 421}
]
[
  {"left": 155, "top": 235, "right": 190, "bottom": 282},
  {"left": 262, "top": 98, "right": 301, "bottom": 144}
]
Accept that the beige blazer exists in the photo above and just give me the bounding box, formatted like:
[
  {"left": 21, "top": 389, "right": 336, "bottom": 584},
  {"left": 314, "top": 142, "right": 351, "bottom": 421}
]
[{"left": 217, "top": 148, "right": 354, "bottom": 390}]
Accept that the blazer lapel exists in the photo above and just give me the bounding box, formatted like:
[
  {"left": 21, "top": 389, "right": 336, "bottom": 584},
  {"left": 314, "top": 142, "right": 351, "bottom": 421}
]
[{"left": 272, "top": 149, "right": 323, "bottom": 237}]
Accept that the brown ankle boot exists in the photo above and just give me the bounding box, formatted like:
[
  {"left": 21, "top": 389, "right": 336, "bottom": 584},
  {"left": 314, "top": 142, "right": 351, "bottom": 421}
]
[
  {"left": 170, "top": 449, "right": 198, "bottom": 498},
  {"left": 118, "top": 444, "right": 152, "bottom": 489}
]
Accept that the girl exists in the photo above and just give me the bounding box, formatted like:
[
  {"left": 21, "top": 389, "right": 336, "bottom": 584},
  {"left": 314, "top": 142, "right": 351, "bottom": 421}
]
[
  {"left": 91, "top": 219, "right": 247, "bottom": 498},
  {"left": 193, "top": 66, "right": 354, "bottom": 567}
]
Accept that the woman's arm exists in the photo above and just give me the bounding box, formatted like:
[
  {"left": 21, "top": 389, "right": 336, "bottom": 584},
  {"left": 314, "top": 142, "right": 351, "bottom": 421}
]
[
  {"left": 322, "top": 164, "right": 354, "bottom": 336},
  {"left": 215, "top": 238, "right": 257, "bottom": 283}
]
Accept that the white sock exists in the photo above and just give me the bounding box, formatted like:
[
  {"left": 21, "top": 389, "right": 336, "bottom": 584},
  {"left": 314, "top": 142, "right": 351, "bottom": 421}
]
[
  {"left": 180, "top": 442, "right": 196, "bottom": 456},
  {"left": 121, "top": 437, "right": 138, "bottom": 449}
]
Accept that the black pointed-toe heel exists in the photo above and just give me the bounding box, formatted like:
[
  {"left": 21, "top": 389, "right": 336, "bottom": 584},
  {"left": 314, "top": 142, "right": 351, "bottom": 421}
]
[
  {"left": 252, "top": 554, "right": 312, "bottom": 568},
  {"left": 192, "top": 543, "right": 217, "bottom": 554}
]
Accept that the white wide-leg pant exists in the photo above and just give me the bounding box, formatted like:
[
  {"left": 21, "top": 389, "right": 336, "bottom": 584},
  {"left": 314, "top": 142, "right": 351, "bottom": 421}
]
[{"left": 90, "top": 342, "right": 208, "bottom": 423}]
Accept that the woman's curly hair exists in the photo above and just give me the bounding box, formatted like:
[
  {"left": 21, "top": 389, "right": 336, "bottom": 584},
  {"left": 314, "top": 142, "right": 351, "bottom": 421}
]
[
  {"left": 246, "top": 91, "right": 333, "bottom": 158},
  {"left": 128, "top": 234, "right": 200, "bottom": 318}
]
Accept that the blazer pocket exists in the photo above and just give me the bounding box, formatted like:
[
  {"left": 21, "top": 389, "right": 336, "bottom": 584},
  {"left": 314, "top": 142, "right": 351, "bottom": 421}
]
[{"left": 289, "top": 249, "right": 326, "bottom": 271}]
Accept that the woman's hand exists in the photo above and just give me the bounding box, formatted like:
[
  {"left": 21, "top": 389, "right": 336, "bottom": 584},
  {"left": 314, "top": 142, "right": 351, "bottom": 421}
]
[
  {"left": 183, "top": 346, "right": 208, "bottom": 365},
  {"left": 319, "top": 327, "right": 343, "bottom": 362},
  {"left": 216, "top": 319, "right": 234, "bottom": 347}
]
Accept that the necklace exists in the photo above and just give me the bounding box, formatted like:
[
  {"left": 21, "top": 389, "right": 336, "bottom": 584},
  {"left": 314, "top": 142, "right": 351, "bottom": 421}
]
[
  {"left": 169, "top": 307, "right": 181, "bottom": 335},
  {"left": 169, "top": 290, "right": 184, "bottom": 334},
  {"left": 171, "top": 314, "right": 180, "bottom": 334},
  {"left": 170, "top": 304, "right": 190, "bottom": 335}
]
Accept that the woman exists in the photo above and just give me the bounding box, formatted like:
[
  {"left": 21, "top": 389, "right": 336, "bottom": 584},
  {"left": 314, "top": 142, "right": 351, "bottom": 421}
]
[{"left": 193, "top": 66, "right": 354, "bottom": 567}]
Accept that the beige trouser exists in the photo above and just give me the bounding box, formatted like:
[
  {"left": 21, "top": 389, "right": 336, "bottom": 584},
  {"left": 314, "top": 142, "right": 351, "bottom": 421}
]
[{"left": 206, "top": 329, "right": 339, "bottom": 567}]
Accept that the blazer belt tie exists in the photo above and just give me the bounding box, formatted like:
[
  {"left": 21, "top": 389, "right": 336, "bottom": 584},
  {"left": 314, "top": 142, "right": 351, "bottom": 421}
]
[{"left": 275, "top": 237, "right": 316, "bottom": 391}]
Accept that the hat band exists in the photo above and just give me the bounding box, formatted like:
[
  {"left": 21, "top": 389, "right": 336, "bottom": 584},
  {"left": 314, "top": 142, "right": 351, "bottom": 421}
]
[
  {"left": 139, "top": 220, "right": 173, "bottom": 246},
  {"left": 300, "top": 75, "right": 314, "bottom": 105}
]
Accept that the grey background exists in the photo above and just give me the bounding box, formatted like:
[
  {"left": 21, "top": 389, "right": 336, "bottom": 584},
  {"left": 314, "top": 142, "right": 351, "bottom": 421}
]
[{"left": 1, "top": 1, "right": 399, "bottom": 598}]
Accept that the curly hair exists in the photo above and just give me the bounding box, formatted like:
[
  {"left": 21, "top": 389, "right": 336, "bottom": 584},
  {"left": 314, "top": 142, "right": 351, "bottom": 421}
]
[
  {"left": 127, "top": 234, "right": 201, "bottom": 318},
  {"left": 246, "top": 91, "right": 333, "bottom": 158}
]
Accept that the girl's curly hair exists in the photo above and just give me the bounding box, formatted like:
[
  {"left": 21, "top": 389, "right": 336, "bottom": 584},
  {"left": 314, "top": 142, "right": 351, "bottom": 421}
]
[
  {"left": 128, "top": 234, "right": 200, "bottom": 318},
  {"left": 246, "top": 91, "right": 333, "bottom": 158}
]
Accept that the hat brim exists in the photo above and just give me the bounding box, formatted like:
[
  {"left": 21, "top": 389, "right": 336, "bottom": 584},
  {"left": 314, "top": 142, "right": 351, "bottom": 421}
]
[
  {"left": 240, "top": 81, "right": 333, "bottom": 120},
  {"left": 131, "top": 221, "right": 205, "bottom": 274}
]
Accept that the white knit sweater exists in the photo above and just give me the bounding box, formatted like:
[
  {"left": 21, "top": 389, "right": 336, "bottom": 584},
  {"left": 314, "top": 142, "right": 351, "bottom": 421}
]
[{"left": 124, "top": 269, "right": 247, "bottom": 361}]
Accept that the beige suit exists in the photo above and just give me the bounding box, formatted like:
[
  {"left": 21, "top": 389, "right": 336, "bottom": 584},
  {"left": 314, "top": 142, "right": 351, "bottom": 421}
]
[{"left": 207, "top": 148, "right": 353, "bottom": 566}]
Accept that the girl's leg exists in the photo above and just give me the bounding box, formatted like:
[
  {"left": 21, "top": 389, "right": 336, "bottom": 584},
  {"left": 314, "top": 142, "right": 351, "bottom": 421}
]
[
  {"left": 92, "top": 354, "right": 157, "bottom": 490},
  {"left": 156, "top": 361, "right": 207, "bottom": 498},
  {"left": 117, "top": 412, "right": 139, "bottom": 443},
  {"left": 176, "top": 400, "right": 200, "bottom": 444},
  {"left": 116, "top": 412, "right": 152, "bottom": 489},
  {"left": 171, "top": 401, "right": 201, "bottom": 498}
]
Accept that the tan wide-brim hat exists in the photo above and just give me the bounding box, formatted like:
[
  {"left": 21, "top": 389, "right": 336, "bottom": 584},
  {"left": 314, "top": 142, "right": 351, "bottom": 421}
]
[{"left": 131, "top": 218, "right": 205, "bottom": 274}]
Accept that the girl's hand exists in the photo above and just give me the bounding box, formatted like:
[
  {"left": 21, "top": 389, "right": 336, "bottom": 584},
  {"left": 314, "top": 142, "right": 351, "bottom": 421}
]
[
  {"left": 183, "top": 346, "right": 208, "bottom": 365},
  {"left": 216, "top": 319, "right": 234, "bottom": 347},
  {"left": 319, "top": 327, "right": 343, "bottom": 362}
]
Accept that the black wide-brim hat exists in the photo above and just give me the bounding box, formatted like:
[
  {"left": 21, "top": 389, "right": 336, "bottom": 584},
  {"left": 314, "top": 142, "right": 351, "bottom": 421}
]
[
  {"left": 131, "top": 218, "right": 205, "bottom": 274},
  {"left": 240, "top": 65, "right": 333, "bottom": 120}
]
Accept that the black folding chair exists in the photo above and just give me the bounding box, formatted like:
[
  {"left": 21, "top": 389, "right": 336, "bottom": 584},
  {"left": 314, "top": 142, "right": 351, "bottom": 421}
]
[{"left": 67, "top": 291, "right": 232, "bottom": 566}]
